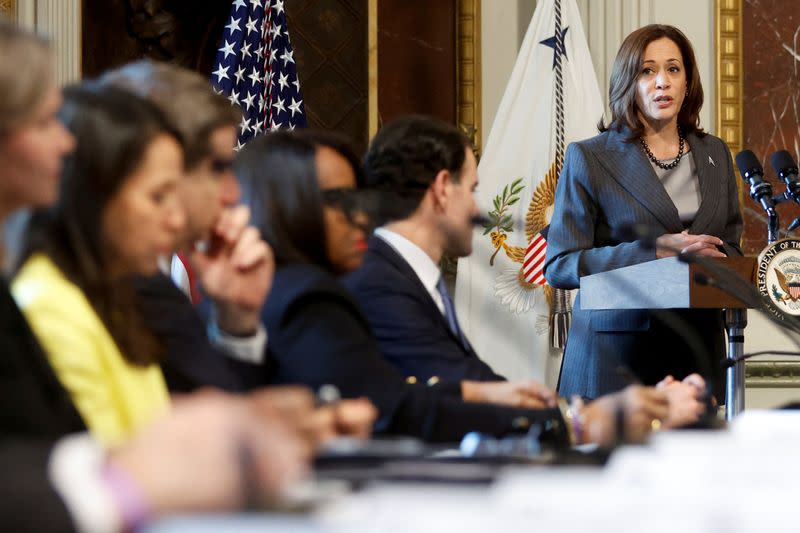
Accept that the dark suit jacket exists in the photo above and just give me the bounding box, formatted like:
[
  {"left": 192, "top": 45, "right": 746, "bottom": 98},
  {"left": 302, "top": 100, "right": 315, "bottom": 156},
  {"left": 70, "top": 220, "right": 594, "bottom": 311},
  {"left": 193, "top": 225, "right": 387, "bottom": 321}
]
[
  {"left": 134, "top": 273, "right": 259, "bottom": 393},
  {"left": 0, "top": 278, "right": 85, "bottom": 439},
  {"left": 344, "top": 235, "right": 504, "bottom": 383},
  {"left": 544, "top": 128, "right": 742, "bottom": 399},
  {"left": 1, "top": 438, "right": 75, "bottom": 532},
  {"left": 244, "top": 263, "right": 566, "bottom": 444}
]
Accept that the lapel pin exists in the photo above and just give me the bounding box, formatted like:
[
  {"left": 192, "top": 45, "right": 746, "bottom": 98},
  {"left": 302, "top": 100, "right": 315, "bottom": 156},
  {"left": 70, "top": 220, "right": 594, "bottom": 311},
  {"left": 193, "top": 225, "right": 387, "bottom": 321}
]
[{"left": 708, "top": 155, "right": 715, "bottom": 167}]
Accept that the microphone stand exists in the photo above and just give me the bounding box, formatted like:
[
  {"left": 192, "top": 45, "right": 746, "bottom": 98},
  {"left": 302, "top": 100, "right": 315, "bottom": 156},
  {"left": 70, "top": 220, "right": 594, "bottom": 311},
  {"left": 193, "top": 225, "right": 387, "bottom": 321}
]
[
  {"left": 724, "top": 306, "right": 747, "bottom": 419},
  {"left": 766, "top": 206, "right": 780, "bottom": 244}
]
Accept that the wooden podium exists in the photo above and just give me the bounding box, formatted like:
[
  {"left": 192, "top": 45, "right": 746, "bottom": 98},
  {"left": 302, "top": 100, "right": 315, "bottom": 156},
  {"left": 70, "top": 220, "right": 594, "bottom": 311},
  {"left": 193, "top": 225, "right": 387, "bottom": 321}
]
[{"left": 579, "top": 256, "right": 757, "bottom": 419}]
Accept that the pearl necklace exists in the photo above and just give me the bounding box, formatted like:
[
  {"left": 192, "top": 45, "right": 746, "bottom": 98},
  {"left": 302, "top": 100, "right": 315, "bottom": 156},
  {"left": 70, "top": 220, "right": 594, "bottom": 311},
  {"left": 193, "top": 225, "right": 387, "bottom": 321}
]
[{"left": 640, "top": 130, "right": 685, "bottom": 170}]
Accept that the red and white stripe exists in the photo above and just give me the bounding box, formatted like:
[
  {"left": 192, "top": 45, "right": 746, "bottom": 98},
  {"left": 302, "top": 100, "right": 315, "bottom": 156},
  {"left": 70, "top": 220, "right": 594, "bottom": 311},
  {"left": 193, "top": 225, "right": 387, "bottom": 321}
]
[{"left": 523, "top": 233, "right": 547, "bottom": 285}]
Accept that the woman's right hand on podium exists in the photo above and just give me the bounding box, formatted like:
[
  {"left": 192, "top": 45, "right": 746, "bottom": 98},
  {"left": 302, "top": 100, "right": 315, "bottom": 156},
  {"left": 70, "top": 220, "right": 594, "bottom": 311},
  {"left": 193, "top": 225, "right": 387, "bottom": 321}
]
[{"left": 655, "top": 230, "right": 725, "bottom": 259}]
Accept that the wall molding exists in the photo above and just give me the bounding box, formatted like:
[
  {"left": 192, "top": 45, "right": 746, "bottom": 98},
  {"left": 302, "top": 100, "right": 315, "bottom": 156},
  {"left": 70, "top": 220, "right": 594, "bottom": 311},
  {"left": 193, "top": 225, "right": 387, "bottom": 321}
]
[
  {"left": 367, "top": 0, "right": 378, "bottom": 139},
  {"left": 746, "top": 361, "right": 800, "bottom": 388},
  {"left": 457, "top": 0, "right": 482, "bottom": 155},
  {"left": 14, "top": 0, "right": 80, "bottom": 84},
  {"left": 37, "top": 0, "right": 81, "bottom": 84},
  {"left": 715, "top": 0, "right": 742, "bottom": 154},
  {"left": 0, "top": 0, "right": 15, "bottom": 17}
]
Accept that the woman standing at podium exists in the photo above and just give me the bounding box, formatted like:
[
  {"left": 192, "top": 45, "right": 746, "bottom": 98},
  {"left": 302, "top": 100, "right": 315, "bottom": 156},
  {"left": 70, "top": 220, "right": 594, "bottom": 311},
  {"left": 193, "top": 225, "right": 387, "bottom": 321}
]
[{"left": 544, "top": 24, "right": 742, "bottom": 401}]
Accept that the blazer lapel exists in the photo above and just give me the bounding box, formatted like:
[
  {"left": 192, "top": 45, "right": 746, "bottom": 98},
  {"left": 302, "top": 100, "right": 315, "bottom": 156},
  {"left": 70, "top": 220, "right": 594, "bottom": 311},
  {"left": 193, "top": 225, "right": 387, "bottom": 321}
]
[
  {"left": 686, "top": 133, "right": 722, "bottom": 235},
  {"left": 368, "top": 235, "right": 472, "bottom": 353},
  {"left": 599, "top": 128, "right": 684, "bottom": 234}
]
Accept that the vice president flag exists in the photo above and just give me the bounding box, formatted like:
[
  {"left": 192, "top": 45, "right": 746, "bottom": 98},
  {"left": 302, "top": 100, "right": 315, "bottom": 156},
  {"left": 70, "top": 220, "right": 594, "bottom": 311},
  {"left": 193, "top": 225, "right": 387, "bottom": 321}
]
[
  {"left": 453, "top": 0, "right": 603, "bottom": 385},
  {"left": 211, "top": 0, "right": 306, "bottom": 150}
]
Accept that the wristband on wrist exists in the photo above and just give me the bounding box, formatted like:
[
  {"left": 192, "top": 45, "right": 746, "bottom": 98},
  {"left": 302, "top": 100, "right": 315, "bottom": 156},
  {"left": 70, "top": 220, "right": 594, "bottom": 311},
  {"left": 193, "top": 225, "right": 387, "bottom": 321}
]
[
  {"left": 568, "top": 395, "right": 585, "bottom": 444},
  {"left": 101, "top": 462, "right": 151, "bottom": 532},
  {"left": 558, "top": 396, "right": 585, "bottom": 445}
]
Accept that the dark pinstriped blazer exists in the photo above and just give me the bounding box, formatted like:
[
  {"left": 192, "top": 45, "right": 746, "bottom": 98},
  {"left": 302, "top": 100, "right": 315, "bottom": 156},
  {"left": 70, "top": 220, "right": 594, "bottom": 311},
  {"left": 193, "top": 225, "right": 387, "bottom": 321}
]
[{"left": 543, "top": 127, "right": 743, "bottom": 399}]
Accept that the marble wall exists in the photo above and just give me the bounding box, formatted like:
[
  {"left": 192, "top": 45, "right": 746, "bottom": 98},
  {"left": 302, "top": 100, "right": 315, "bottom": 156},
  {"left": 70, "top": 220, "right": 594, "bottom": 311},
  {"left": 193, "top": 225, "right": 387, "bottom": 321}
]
[{"left": 742, "top": 0, "right": 800, "bottom": 254}]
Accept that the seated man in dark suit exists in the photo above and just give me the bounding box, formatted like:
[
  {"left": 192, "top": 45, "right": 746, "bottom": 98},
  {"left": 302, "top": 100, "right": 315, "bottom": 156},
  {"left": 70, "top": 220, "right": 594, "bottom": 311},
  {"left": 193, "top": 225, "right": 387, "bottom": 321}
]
[
  {"left": 345, "top": 115, "right": 543, "bottom": 398},
  {"left": 345, "top": 115, "right": 708, "bottom": 425}
]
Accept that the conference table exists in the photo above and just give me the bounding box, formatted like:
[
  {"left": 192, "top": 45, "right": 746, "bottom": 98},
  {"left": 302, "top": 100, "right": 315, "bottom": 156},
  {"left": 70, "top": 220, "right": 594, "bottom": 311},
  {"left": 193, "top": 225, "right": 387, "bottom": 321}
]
[{"left": 147, "top": 410, "right": 800, "bottom": 533}]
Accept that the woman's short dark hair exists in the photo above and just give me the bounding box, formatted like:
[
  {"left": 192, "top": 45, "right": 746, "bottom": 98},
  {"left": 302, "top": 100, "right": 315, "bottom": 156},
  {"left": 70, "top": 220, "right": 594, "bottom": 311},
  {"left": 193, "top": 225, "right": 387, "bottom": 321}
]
[
  {"left": 363, "top": 114, "right": 471, "bottom": 222},
  {"left": 21, "top": 82, "right": 183, "bottom": 366},
  {"left": 234, "top": 131, "right": 331, "bottom": 269},
  {"left": 600, "top": 24, "right": 705, "bottom": 140}
]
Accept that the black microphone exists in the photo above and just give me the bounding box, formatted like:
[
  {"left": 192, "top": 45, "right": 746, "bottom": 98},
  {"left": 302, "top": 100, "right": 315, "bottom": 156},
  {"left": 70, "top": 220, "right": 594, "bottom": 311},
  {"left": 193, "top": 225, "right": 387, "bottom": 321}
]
[
  {"left": 771, "top": 150, "right": 800, "bottom": 231},
  {"left": 771, "top": 150, "right": 800, "bottom": 198},
  {"left": 736, "top": 150, "right": 776, "bottom": 213},
  {"left": 736, "top": 149, "right": 779, "bottom": 242}
]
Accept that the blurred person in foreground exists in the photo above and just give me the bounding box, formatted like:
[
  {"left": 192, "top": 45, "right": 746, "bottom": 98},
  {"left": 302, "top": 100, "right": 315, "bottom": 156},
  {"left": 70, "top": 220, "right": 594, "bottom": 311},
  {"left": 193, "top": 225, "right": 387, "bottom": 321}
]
[
  {"left": 13, "top": 82, "right": 187, "bottom": 446},
  {"left": 0, "top": 20, "right": 313, "bottom": 532}
]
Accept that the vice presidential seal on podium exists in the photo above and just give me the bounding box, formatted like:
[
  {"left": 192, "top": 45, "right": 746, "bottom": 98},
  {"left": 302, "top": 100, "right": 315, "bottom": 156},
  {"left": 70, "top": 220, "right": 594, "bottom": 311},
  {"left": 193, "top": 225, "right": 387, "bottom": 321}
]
[{"left": 757, "top": 238, "right": 800, "bottom": 317}]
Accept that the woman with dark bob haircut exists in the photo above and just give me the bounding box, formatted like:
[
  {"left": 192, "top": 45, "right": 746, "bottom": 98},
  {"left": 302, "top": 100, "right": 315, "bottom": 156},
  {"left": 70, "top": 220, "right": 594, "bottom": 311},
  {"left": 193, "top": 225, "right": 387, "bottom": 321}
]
[
  {"left": 13, "top": 83, "right": 186, "bottom": 446},
  {"left": 235, "top": 130, "right": 580, "bottom": 444},
  {"left": 544, "top": 24, "right": 742, "bottom": 401}
]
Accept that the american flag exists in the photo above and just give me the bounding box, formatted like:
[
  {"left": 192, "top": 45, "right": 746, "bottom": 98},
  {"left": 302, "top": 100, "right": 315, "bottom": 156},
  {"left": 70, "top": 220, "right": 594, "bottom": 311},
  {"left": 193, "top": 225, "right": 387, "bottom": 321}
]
[
  {"left": 211, "top": 0, "right": 307, "bottom": 151},
  {"left": 523, "top": 232, "right": 547, "bottom": 286}
]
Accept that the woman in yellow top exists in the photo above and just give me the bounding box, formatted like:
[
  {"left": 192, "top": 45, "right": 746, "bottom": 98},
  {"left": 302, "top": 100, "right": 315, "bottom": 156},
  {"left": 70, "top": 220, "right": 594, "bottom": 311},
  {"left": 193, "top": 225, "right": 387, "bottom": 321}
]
[{"left": 12, "top": 83, "right": 186, "bottom": 447}]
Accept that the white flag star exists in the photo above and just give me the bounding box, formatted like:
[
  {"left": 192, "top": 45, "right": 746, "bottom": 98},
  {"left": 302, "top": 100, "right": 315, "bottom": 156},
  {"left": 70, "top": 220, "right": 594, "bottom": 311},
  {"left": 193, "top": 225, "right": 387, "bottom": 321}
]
[
  {"left": 277, "top": 72, "right": 290, "bottom": 91},
  {"left": 227, "top": 90, "right": 240, "bottom": 106},
  {"left": 212, "top": 64, "right": 230, "bottom": 83},
  {"left": 246, "top": 16, "right": 259, "bottom": 35},
  {"left": 273, "top": 0, "right": 285, "bottom": 15},
  {"left": 272, "top": 96, "right": 286, "bottom": 114},
  {"left": 248, "top": 67, "right": 263, "bottom": 85},
  {"left": 249, "top": 0, "right": 262, "bottom": 9},
  {"left": 270, "top": 118, "right": 282, "bottom": 131},
  {"left": 240, "top": 116, "right": 251, "bottom": 134},
  {"left": 241, "top": 41, "right": 252, "bottom": 59},
  {"left": 235, "top": 139, "right": 244, "bottom": 152},
  {"left": 242, "top": 91, "right": 256, "bottom": 111},
  {"left": 292, "top": 78, "right": 301, "bottom": 92},
  {"left": 225, "top": 17, "right": 241, "bottom": 35},
  {"left": 234, "top": 65, "right": 246, "bottom": 85},
  {"left": 218, "top": 40, "right": 236, "bottom": 60},
  {"left": 288, "top": 98, "right": 303, "bottom": 117},
  {"left": 252, "top": 120, "right": 263, "bottom": 135},
  {"left": 232, "top": 0, "right": 246, "bottom": 11},
  {"left": 255, "top": 43, "right": 265, "bottom": 59},
  {"left": 258, "top": 94, "right": 266, "bottom": 112},
  {"left": 280, "top": 49, "right": 294, "bottom": 66},
  {"left": 270, "top": 24, "right": 282, "bottom": 40}
]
